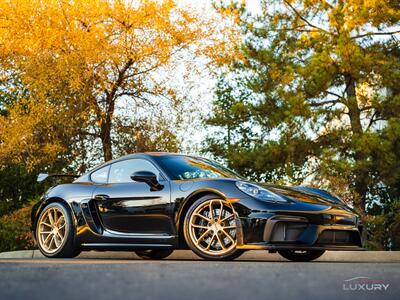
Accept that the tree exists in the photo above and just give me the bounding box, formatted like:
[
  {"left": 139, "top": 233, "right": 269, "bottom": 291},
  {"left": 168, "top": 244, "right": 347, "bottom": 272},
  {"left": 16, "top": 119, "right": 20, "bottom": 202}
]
[
  {"left": 0, "top": 0, "right": 239, "bottom": 218},
  {"left": 206, "top": 0, "right": 400, "bottom": 218},
  {"left": 0, "top": 0, "right": 236, "bottom": 165}
]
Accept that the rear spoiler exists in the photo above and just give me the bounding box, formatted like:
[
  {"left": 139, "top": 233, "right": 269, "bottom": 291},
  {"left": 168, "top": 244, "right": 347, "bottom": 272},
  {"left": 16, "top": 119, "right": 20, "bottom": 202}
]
[{"left": 37, "top": 173, "right": 80, "bottom": 182}]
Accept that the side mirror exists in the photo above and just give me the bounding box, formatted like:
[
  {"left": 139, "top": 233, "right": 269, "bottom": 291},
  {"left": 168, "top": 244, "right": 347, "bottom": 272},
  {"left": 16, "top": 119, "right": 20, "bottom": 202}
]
[{"left": 131, "top": 171, "right": 164, "bottom": 191}]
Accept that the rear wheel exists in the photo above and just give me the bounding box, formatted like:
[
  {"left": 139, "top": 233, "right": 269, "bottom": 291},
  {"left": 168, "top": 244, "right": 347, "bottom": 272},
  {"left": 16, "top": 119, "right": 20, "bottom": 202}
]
[
  {"left": 36, "top": 202, "right": 81, "bottom": 258},
  {"left": 135, "top": 249, "right": 173, "bottom": 260},
  {"left": 184, "top": 196, "right": 244, "bottom": 260},
  {"left": 278, "top": 250, "right": 325, "bottom": 262}
]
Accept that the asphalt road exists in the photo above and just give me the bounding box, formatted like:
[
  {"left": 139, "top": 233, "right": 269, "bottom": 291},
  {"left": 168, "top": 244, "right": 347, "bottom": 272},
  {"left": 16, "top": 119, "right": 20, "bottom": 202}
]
[{"left": 0, "top": 252, "right": 398, "bottom": 300}]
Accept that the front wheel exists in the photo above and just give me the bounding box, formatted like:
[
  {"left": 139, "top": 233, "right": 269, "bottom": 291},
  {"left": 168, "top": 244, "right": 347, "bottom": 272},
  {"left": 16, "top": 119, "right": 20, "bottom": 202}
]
[
  {"left": 278, "top": 250, "right": 325, "bottom": 262},
  {"left": 135, "top": 249, "right": 173, "bottom": 260},
  {"left": 184, "top": 196, "right": 244, "bottom": 260}
]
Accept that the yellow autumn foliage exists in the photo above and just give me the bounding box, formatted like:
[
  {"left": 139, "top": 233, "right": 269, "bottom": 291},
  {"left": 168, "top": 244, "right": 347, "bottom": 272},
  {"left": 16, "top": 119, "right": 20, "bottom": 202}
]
[{"left": 0, "top": 0, "right": 240, "bottom": 167}]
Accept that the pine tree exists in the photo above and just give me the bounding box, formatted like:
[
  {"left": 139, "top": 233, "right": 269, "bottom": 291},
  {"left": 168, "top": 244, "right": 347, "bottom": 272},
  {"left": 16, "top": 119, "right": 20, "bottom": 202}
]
[{"left": 207, "top": 0, "right": 400, "bottom": 218}]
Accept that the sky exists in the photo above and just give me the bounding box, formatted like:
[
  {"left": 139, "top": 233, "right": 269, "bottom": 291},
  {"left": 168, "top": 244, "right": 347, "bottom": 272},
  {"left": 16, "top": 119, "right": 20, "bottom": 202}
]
[{"left": 179, "top": 0, "right": 261, "bottom": 13}]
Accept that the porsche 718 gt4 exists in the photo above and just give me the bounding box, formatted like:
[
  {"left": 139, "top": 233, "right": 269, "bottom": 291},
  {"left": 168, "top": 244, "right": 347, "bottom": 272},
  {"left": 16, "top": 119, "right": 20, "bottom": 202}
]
[{"left": 31, "top": 152, "right": 363, "bottom": 261}]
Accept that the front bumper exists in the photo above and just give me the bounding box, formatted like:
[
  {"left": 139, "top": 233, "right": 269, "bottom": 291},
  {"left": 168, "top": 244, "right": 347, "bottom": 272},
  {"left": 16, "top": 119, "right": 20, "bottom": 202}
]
[{"left": 235, "top": 212, "right": 364, "bottom": 251}]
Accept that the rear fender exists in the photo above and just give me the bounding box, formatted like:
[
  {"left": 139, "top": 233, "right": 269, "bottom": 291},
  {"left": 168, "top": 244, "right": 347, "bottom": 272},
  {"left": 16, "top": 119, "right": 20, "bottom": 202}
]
[{"left": 31, "top": 197, "right": 77, "bottom": 241}]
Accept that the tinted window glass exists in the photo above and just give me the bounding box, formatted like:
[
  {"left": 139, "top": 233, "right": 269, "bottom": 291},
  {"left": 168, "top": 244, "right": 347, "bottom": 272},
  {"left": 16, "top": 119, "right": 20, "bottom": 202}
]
[
  {"left": 109, "top": 159, "right": 161, "bottom": 183},
  {"left": 91, "top": 165, "right": 110, "bottom": 183},
  {"left": 153, "top": 155, "right": 243, "bottom": 180}
]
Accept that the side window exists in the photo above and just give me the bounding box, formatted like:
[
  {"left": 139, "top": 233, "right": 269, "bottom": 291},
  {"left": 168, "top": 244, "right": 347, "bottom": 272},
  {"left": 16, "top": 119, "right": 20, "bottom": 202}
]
[
  {"left": 108, "top": 159, "right": 162, "bottom": 184},
  {"left": 90, "top": 165, "right": 110, "bottom": 184}
]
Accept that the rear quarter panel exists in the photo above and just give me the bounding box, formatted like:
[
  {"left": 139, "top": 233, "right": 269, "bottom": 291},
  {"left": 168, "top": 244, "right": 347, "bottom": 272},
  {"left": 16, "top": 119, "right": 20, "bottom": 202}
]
[{"left": 31, "top": 182, "right": 96, "bottom": 235}]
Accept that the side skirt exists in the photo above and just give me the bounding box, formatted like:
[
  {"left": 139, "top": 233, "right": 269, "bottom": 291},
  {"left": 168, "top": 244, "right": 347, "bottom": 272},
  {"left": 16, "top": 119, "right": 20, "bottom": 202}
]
[
  {"left": 81, "top": 243, "right": 174, "bottom": 251},
  {"left": 236, "top": 244, "right": 364, "bottom": 251}
]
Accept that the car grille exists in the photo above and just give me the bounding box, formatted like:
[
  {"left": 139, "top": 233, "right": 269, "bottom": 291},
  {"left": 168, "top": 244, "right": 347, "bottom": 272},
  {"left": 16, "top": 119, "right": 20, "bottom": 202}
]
[
  {"left": 270, "top": 222, "right": 308, "bottom": 242},
  {"left": 317, "top": 230, "right": 359, "bottom": 245}
]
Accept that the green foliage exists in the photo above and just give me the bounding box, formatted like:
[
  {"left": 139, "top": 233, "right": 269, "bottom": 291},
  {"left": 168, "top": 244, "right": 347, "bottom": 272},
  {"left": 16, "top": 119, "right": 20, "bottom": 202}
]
[
  {"left": 0, "top": 165, "right": 43, "bottom": 217},
  {"left": 365, "top": 200, "right": 400, "bottom": 250},
  {"left": 0, "top": 202, "right": 36, "bottom": 252},
  {"left": 0, "top": 74, "right": 77, "bottom": 217}
]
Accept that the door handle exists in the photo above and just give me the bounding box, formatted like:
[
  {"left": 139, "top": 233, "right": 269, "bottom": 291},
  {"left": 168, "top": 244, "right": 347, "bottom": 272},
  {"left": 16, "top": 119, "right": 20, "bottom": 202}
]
[{"left": 94, "top": 194, "right": 110, "bottom": 201}]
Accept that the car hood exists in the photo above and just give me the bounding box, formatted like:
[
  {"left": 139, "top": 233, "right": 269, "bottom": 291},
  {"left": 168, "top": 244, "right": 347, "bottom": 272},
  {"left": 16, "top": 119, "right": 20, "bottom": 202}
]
[{"left": 259, "top": 184, "right": 347, "bottom": 208}]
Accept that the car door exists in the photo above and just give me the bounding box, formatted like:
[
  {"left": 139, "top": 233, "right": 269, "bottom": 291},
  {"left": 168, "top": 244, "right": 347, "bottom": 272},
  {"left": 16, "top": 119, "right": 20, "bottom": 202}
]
[{"left": 92, "top": 158, "right": 173, "bottom": 235}]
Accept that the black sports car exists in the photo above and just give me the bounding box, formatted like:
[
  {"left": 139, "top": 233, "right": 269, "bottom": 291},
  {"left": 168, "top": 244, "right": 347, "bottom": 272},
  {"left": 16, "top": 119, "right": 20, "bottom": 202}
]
[{"left": 31, "top": 152, "right": 363, "bottom": 261}]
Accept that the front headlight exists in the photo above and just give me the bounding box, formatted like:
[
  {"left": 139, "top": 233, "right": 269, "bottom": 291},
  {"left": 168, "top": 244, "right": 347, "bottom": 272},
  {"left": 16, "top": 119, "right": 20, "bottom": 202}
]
[{"left": 235, "top": 181, "right": 287, "bottom": 203}]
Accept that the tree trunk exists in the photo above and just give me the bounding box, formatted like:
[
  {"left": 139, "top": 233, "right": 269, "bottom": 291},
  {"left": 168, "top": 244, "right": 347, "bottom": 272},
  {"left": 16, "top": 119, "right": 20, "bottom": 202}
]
[
  {"left": 100, "top": 120, "right": 113, "bottom": 162},
  {"left": 98, "top": 60, "right": 132, "bottom": 162},
  {"left": 99, "top": 93, "right": 116, "bottom": 162},
  {"left": 345, "top": 74, "right": 367, "bottom": 214}
]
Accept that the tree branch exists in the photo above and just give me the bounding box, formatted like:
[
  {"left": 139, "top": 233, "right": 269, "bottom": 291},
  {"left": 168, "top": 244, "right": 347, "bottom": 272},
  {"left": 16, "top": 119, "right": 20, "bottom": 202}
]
[
  {"left": 360, "top": 105, "right": 373, "bottom": 111},
  {"left": 108, "top": 59, "right": 134, "bottom": 104},
  {"left": 365, "top": 111, "right": 378, "bottom": 132},
  {"left": 325, "top": 90, "right": 343, "bottom": 99},
  {"left": 283, "top": 0, "right": 331, "bottom": 35},
  {"left": 352, "top": 30, "right": 400, "bottom": 39},
  {"left": 309, "top": 99, "right": 342, "bottom": 107}
]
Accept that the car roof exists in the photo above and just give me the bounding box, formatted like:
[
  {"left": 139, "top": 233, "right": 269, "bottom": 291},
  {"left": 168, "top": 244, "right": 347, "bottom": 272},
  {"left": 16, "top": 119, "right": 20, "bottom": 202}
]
[
  {"left": 111, "top": 152, "right": 191, "bottom": 161},
  {"left": 74, "top": 152, "right": 198, "bottom": 182}
]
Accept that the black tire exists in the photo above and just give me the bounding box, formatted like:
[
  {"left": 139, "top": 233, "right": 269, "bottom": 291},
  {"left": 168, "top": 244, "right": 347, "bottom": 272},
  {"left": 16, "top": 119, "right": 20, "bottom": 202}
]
[
  {"left": 278, "top": 250, "right": 325, "bottom": 262},
  {"left": 183, "top": 195, "right": 245, "bottom": 261},
  {"left": 36, "top": 202, "right": 81, "bottom": 258},
  {"left": 135, "top": 249, "right": 173, "bottom": 260}
]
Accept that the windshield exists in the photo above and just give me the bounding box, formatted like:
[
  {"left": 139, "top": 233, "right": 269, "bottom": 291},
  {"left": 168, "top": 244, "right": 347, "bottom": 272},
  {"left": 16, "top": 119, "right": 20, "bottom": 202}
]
[{"left": 153, "top": 155, "right": 243, "bottom": 180}]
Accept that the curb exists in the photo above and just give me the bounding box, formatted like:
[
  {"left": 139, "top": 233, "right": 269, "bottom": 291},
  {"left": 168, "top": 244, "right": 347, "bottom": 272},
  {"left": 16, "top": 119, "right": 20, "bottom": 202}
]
[
  {"left": 1, "top": 250, "right": 400, "bottom": 262},
  {"left": 0, "top": 250, "right": 36, "bottom": 259}
]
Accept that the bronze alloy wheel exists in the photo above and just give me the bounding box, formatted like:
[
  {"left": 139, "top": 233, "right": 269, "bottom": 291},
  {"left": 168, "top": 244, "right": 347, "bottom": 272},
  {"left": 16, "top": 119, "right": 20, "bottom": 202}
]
[
  {"left": 36, "top": 202, "right": 81, "bottom": 258},
  {"left": 185, "top": 196, "right": 244, "bottom": 260},
  {"left": 37, "top": 206, "right": 69, "bottom": 254}
]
